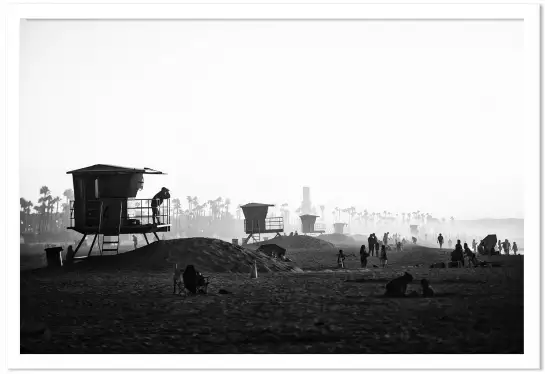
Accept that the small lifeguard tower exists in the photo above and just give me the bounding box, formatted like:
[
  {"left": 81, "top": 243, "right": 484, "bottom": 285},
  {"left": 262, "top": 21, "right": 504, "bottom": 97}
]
[
  {"left": 333, "top": 222, "right": 347, "bottom": 234},
  {"left": 241, "top": 203, "right": 284, "bottom": 243},
  {"left": 299, "top": 215, "right": 326, "bottom": 235},
  {"left": 67, "top": 164, "right": 171, "bottom": 257}
]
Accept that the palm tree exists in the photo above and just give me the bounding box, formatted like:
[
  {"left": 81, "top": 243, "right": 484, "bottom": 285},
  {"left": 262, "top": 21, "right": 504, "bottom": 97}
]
[
  {"left": 50, "top": 196, "right": 61, "bottom": 231},
  {"left": 186, "top": 196, "right": 193, "bottom": 212},
  {"left": 224, "top": 198, "right": 231, "bottom": 218}
]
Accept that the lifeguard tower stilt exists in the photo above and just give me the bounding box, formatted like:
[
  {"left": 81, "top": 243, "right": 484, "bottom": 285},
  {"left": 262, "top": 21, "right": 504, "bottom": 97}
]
[
  {"left": 241, "top": 203, "right": 284, "bottom": 243},
  {"left": 66, "top": 164, "right": 171, "bottom": 258},
  {"left": 299, "top": 214, "right": 326, "bottom": 235}
]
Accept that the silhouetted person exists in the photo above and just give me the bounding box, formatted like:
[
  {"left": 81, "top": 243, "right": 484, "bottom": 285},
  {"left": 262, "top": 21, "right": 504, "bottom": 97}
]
[
  {"left": 151, "top": 187, "right": 170, "bottom": 225},
  {"left": 132, "top": 235, "right": 138, "bottom": 250},
  {"left": 464, "top": 242, "right": 476, "bottom": 266},
  {"left": 337, "top": 250, "right": 346, "bottom": 268},
  {"left": 294, "top": 231, "right": 298, "bottom": 236},
  {"left": 368, "top": 234, "right": 375, "bottom": 256},
  {"left": 451, "top": 240, "right": 464, "bottom": 267},
  {"left": 383, "top": 232, "right": 389, "bottom": 246},
  {"left": 380, "top": 245, "right": 388, "bottom": 268},
  {"left": 360, "top": 245, "right": 369, "bottom": 268},
  {"left": 65, "top": 245, "right": 74, "bottom": 265},
  {"left": 504, "top": 239, "right": 511, "bottom": 255},
  {"left": 497, "top": 240, "right": 502, "bottom": 255},
  {"left": 472, "top": 239, "right": 477, "bottom": 252},
  {"left": 448, "top": 238, "right": 452, "bottom": 249},
  {"left": 437, "top": 233, "right": 444, "bottom": 249},
  {"left": 513, "top": 242, "right": 518, "bottom": 255}
]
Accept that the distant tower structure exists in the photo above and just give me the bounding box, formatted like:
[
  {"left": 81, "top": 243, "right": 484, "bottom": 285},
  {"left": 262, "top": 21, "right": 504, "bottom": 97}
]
[
  {"left": 301, "top": 186, "right": 312, "bottom": 215},
  {"left": 333, "top": 222, "right": 347, "bottom": 235}
]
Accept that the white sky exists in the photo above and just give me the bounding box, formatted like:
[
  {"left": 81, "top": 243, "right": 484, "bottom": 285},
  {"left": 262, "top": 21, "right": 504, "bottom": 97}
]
[{"left": 19, "top": 20, "right": 524, "bottom": 220}]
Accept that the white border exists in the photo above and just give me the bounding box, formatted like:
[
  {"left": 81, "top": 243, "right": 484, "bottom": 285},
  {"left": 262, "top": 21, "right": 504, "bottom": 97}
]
[{"left": 6, "top": 2, "right": 541, "bottom": 370}]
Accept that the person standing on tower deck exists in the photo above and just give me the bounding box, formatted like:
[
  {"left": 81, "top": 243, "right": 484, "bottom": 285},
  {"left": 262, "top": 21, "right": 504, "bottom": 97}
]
[{"left": 151, "top": 187, "right": 170, "bottom": 225}]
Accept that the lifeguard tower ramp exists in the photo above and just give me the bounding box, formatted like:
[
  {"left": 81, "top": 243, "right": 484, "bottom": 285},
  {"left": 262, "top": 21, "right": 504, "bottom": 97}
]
[
  {"left": 66, "top": 164, "right": 171, "bottom": 258},
  {"left": 299, "top": 214, "right": 326, "bottom": 235},
  {"left": 333, "top": 222, "right": 348, "bottom": 234},
  {"left": 241, "top": 203, "right": 284, "bottom": 243}
]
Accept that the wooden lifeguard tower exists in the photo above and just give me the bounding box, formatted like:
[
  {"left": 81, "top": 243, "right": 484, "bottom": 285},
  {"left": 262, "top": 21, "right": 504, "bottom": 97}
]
[
  {"left": 241, "top": 203, "right": 284, "bottom": 243},
  {"left": 67, "top": 164, "right": 171, "bottom": 257},
  {"left": 299, "top": 215, "right": 326, "bottom": 235},
  {"left": 333, "top": 222, "right": 347, "bottom": 234}
]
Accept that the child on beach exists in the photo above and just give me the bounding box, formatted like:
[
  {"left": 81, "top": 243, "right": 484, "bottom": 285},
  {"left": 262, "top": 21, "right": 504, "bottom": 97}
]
[
  {"left": 380, "top": 245, "right": 388, "bottom": 268},
  {"left": 337, "top": 250, "right": 346, "bottom": 269}
]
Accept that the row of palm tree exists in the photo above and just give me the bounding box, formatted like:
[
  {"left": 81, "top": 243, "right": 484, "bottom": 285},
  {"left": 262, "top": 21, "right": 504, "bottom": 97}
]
[{"left": 20, "top": 186, "right": 75, "bottom": 233}]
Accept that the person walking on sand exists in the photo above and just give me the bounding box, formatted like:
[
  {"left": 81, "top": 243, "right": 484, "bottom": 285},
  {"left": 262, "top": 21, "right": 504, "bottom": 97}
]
[
  {"left": 337, "top": 249, "right": 346, "bottom": 269},
  {"left": 132, "top": 235, "right": 138, "bottom": 250},
  {"left": 368, "top": 234, "right": 375, "bottom": 257},
  {"left": 374, "top": 237, "right": 380, "bottom": 258},
  {"left": 497, "top": 240, "right": 502, "bottom": 255},
  {"left": 360, "top": 245, "right": 369, "bottom": 268},
  {"left": 503, "top": 239, "right": 510, "bottom": 255},
  {"left": 472, "top": 239, "right": 477, "bottom": 252},
  {"left": 513, "top": 242, "right": 518, "bottom": 255},
  {"left": 379, "top": 245, "right": 388, "bottom": 268},
  {"left": 383, "top": 232, "right": 389, "bottom": 246},
  {"left": 437, "top": 233, "right": 444, "bottom": 249},
  {"left": 448, "top": 238, "right": 452, "bottom": 249}
]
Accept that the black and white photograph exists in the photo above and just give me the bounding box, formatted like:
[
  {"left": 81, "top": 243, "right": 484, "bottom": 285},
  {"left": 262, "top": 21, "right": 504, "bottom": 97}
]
[{"left": 6, "top": 2, "right": 540, "bottom": 370}]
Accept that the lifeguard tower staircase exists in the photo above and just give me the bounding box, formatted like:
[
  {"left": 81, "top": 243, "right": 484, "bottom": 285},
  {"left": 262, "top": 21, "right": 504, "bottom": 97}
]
[
  {"left": 241, "top": 203, "right": 284, "bottom": 243},
  {"left": 299, "top": 214, "right": 326, "bottom": 235},
  {"left": 333, "top": 222, "right": 348, "bottom": 234},
  {"left": 67, "top": 164, "right": 171, "bottom": 258}
]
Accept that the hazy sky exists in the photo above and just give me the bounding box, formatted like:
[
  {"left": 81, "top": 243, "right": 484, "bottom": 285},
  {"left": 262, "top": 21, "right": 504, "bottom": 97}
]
[{"left": 20, "top": 20, "right": 524, "bottom": 220}]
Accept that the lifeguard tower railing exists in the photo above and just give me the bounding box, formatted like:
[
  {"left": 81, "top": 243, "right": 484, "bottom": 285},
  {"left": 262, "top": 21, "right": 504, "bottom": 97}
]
[
  {"left": 69, "top": 198, "right": 171, "bottom": 229},
  {"left": 244, "top": 217, "right": 284, "bottom": 233},
  {"left": 314, "top": 222, "right": 326, "bottom": 232}
]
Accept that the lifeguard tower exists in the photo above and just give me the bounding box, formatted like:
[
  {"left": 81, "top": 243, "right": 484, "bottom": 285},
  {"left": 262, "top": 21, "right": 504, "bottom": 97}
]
[
  {"left": 67, "top": 164, "right": 171, "bottom": 257},
  {"left": 333, "top": 222, "right": 347, "bottom": 234},
  {"left": 299, "top": 215, "right": 326, "bottom": 235},
  {"left": 241, "top": 203, "right": 284, "bottom": 243}
]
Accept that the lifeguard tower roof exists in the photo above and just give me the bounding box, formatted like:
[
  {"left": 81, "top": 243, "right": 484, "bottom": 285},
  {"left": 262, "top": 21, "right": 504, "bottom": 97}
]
[
  {"left": 240, "top": 203, "right": 275, "bottom": 208},
  {"left": 67, "top": 164, "right": 166, "bottom": 175}
]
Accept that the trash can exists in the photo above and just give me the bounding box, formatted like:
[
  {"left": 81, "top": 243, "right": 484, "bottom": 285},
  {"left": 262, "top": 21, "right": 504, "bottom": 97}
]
[
  {"left": 232, "top": 239, "right": 239, "bottom": 246},
  {"left": 44, "top": 247, "right": 63, "bottom": 268}
]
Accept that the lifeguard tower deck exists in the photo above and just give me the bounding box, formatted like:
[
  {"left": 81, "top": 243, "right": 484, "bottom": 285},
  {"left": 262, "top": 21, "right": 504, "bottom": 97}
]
[
  {"left": 299, "top": 215, "right": 326, "bottom": 235},
  {"left": 67, "top": 164, "right": 171, "bottom": 257},
  {"left": 241, "top": 203, "right": 284, "bottom": 243}
]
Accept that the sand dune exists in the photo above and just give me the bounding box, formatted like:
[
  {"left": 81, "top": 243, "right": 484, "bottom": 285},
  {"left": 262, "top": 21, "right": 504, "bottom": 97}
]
[{"left": 65, "top": 237, "right": 303, "bottom": 274}]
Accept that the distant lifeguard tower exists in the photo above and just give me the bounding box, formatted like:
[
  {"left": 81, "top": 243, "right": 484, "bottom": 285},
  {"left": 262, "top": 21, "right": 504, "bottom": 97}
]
[
  {"left": 299, "top": 215, "right": 326, "bottom": 235},
  {"left": 333, "top": 222, "right": 347, "bottom": 234},
  {"left": 67, "top": 164, "right": 171, "bottom": 257},
  {"left": 241, "top": 203, "right": 284, "bottom": 243}
]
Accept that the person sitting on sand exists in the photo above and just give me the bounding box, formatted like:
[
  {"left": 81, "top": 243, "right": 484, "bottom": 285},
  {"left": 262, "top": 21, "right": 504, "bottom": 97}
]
[
  {"left": 379, "top": 245, "right": 388, "bottom": 268},
  {"left": 450, "top": 240, "right": 464, "bottom": 267},
  {"left": 337, "top": 250, "right": 346, "bottom": 269},
  {"left": 360, "top": 245, "right": 369, "bottom": 268},
  {"left": 513, "top": 242, "right": 518, "bottom": 255},
  {"left": 437, "top": 233, "right": 444, "bottom": 249}
]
